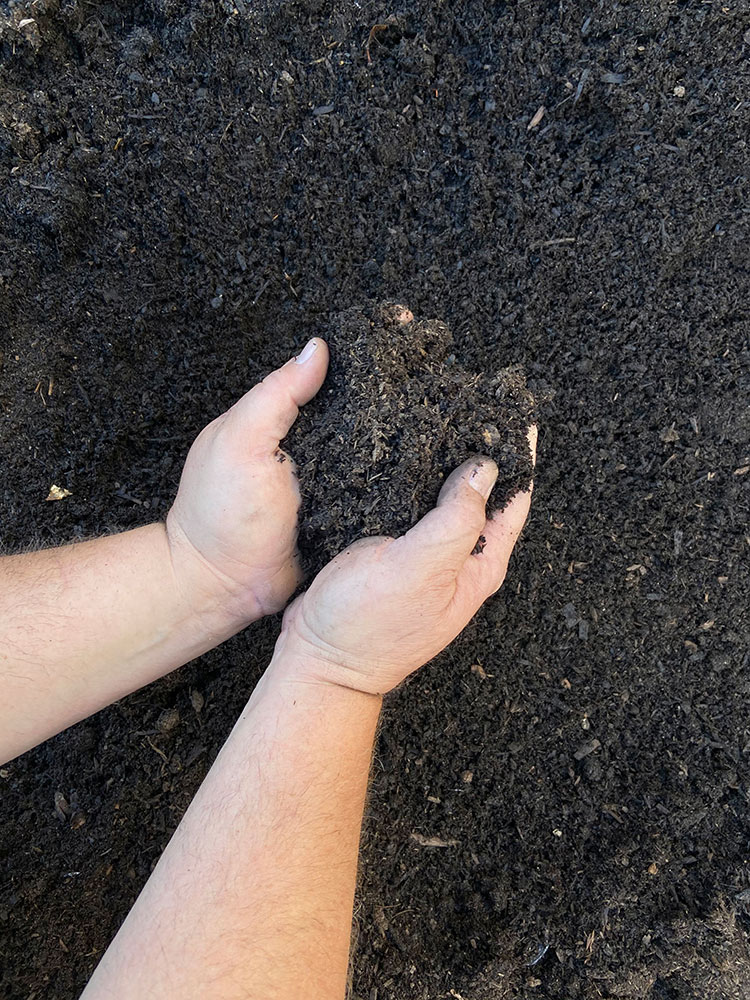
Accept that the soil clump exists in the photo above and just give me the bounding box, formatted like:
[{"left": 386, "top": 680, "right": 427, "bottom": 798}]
[{"left": 290, "top": 302, "right": 536, "bottom": 574}]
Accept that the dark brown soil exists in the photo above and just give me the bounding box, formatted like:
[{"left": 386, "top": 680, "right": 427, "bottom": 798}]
[
  {"left": 290, "top": 302, "right": 536, "bottom": 575},
  {"left": 1, "top": 2, "right": 749, "bottom": 999}
]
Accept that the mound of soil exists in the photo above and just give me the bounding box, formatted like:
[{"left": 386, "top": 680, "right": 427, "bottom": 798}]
[
  {"left": 1, "top": 2, "right": 749, "bottom": 999},
  {"left": 290, "top": 302, "right": 536, "bottom": 574}
]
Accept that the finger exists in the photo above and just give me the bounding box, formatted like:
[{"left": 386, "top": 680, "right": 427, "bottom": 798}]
[
  {"left": 528, "top": 423, "right": 538, "bottom": 468},
  {"left": 382, "top": 303, "right": 414, "bottom": 325},
  {"left": 466, "top": 486, "right": 533, "bottom": 596},
  {"left": 308, "top": 535, "right": 395, "bottom": 590},
  {"left": 228, "top": 338, "right": 329, "bottom": 449},
  {"left": 465, "top": 424, "right": 537, "bottom": 596},
  {"left": 399, "top": 457, "right": 498, "bottom": 571}
]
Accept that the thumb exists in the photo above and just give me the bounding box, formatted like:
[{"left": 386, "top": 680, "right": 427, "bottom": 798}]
[
  {"left": 228, "top": 338, "right": 329, "bottom": 449},
  {"left": 399, "top": 457, "right": 498, "bottom": 570}
]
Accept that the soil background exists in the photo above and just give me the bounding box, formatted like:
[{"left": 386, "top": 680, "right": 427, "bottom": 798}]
[{"left": 1, "top": 1, "right": 749, "bottom": 998}]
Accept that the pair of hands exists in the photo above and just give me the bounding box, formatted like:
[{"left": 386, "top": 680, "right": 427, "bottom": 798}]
[{"left": 166, "top": 337, "right": 535, "bottom": 697}]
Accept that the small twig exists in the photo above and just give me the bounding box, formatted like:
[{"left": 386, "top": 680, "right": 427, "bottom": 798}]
[
  {"left": 145, "top": 736, "right": 168, "bottom": 763},
  {"left": 528, "top": 236, "right": 576, "bottom": 251},
  {"left": 252, "top": 279, "right": 271, "bottom": 306},
  {"left": 219, "top": 117, "right": 237, "bottom": 144},
  {"left": 366, "top": 24, "right": 389, "bottom": 64},
  {"left": 574, "top": 67, "right": 591, "bottom": 105}
]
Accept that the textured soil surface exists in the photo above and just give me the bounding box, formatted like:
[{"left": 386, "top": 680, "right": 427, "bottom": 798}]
[
  {"left": 289, "top": 301, "right": 536, "bottom": 575},
  {"left": 1, "top": 2, "right": 749, "bottom": 999}
]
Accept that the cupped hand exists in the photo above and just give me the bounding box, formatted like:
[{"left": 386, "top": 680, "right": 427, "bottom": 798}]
[
  {"left": 166, "top": 338, "right": 329, "bottom": 628},
  {"left": 275, "top": 429, "right": 537, "bottom": 695}
]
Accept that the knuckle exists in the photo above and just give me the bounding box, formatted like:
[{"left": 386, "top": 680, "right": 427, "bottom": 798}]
[{"left": 261, "top": 368, "right": 283, "bottom": 391}]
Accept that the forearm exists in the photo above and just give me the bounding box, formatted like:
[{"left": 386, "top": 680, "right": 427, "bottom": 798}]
[
  {"left": 0, "top": 524, "right": 238, "bottom": 763},
  {"left": 82, "top": 650, "right": 382, "bottom": 1000}
]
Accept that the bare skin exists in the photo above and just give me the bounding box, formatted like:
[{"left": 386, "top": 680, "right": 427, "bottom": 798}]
[
  {"left": 1, "top": 325, "right": 536, "bottom": 999},
  {"left": 0, "top": 338, "right": 329, "bottom": 764},
  {"left": 82, "top": 442, "right": 536, "bottom": 1000}
]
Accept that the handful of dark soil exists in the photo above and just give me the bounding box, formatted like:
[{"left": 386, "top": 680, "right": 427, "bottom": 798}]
[{"left": 287, "top": 303, "right": 536, "bottom": 576}]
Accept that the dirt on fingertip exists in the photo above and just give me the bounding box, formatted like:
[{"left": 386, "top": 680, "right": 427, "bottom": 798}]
[{"left": 288, "top": 302, "right": 537, "bottom": 575}]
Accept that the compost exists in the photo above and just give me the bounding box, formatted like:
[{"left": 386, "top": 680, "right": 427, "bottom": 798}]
[
  {"left": 1, "top": 2, "right": 749, "bottom": 998},
  {"left": 289, "top": 301, "right": 536, "bottom": 575}
]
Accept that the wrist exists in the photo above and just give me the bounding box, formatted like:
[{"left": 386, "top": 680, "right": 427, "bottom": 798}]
[
  {"left": 157, "top": 522, "right": 255, "bottom": 650},
  {"left": 265, "top": 628, "right": 386, "bottom": 703},
  {"left": 164, "top": 516, "right": 265, "bottom": 637}
]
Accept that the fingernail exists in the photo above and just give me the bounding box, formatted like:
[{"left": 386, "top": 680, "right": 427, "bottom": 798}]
[
  {"left": 294, "top": 339, "right": 318, "bottom": 365},
  {"left": 469, "top": 460, "right": 498, "bottom": 500}
]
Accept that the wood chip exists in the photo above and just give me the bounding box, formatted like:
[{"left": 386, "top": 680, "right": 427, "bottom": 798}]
[
  {"left": 602, "top": 804, "right": 623, "bottom": 824},
  {"left": 70, "top": 811, "right": 87, "bottom": 830},
  {"left": 156, "top": 708, "right": 180, "bottom": 734},
  {"left": 410, "top": 832, "right": 458, "bottom": 848},
  {"left": 46, "top": 485, "right": 72, "bottom": 501},
  {"left": 574, "top": 739, "right": 601, "bottom": 761},
  {"left": 659, "top": 423, "right": 680, "bottom": 443},
  {"left": 527, "top": 105, "right": 546, "bottom": 130},
  {"left": 574, "top": 68, "right": 591, "bottom": 104},
  {"left": 54, "top": 791, "right": 70, "bottom": 821}
]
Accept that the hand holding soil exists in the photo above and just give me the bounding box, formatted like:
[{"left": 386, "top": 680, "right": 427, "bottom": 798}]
[
  {"left": 287, "top": 303, "right": 537, "bottom": 577},
  {"left": 165, "top": 338, "right": 330, "bottom": 627},
  {"left": 0, "top": 298, "right": 537, "bottom": 1000},
  {"left": 276, "top": 438, "right": 535, "bottom": 696}
]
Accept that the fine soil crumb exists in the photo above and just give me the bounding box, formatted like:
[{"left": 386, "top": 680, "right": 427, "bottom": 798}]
[{"left": 287, "top": 303, "right": 536, "bottom": 574}]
